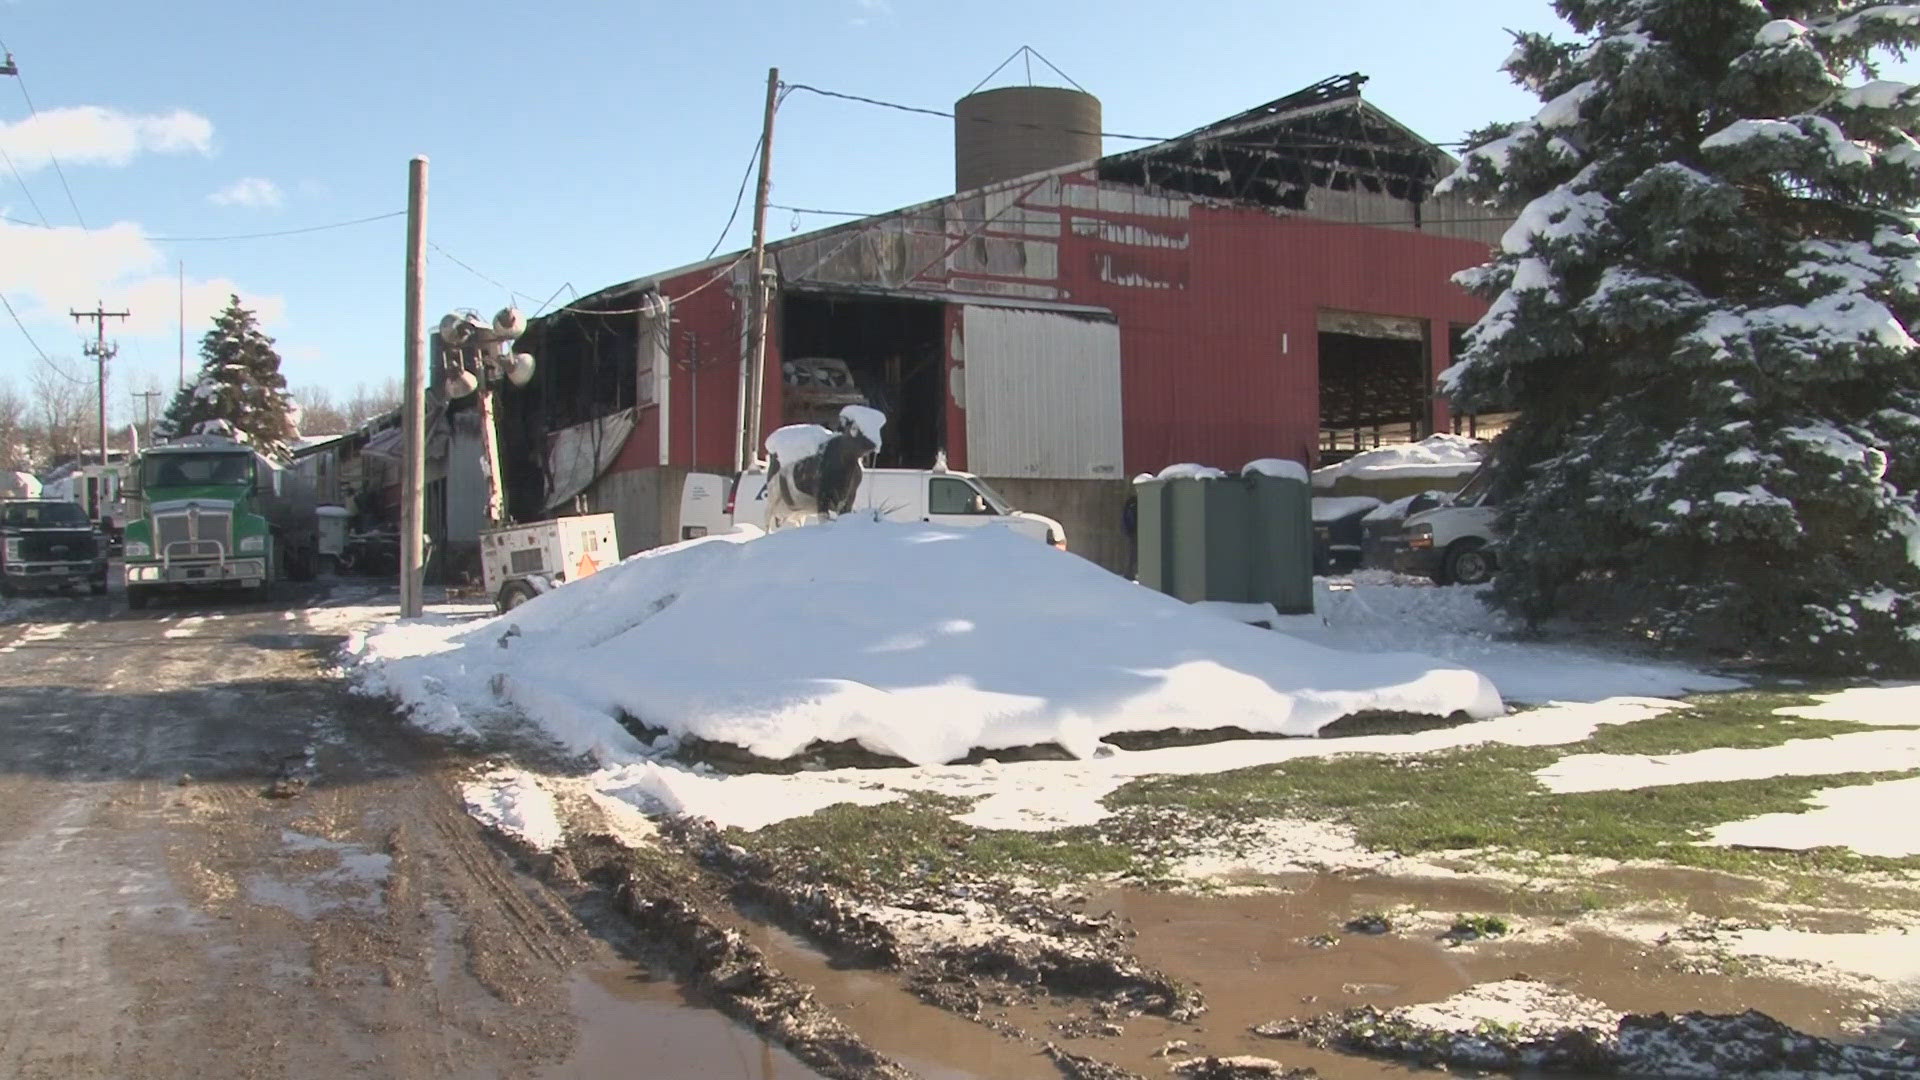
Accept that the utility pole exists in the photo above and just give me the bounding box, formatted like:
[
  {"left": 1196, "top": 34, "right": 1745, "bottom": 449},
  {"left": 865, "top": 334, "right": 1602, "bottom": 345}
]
[
  {"left": 131, "top": 389, "right": 162, "bottom": 444},
  {"left": 71, "top": 303, "right": 129, "bottom": 479},
  {"left": 401, "top": 157, "right": 428, "bottom": 619},
  {"left": 178, "top": 260, "right": 186, "bottom": 388},
  {"left": 740, "top": 66, "right": 779, "bottom": 471}
]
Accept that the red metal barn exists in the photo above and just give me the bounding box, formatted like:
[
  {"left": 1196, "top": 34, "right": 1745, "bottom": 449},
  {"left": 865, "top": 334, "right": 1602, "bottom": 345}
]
[{"left": 499, "top": 75, "right": 1506, "bottom": 573}]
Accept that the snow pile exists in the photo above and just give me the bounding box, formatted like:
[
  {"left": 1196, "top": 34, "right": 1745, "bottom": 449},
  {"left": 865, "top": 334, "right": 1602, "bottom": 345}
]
[
  {"left": 460, "top": 767, "right": 566, "bottom": 851},
  {"left": 1241, "top": 458, "right": 1309, "bottom": 483},
  {"left": 1310, "top": 435, "right": 1488, "bottom": 488},
  {"left": 351, "top": 521, "right": 1504, "bottom": 767},
  {"left": 1363, "top": 490, "right": 1449, "bottom": 522},
  {"left": 1273, "top": 575, "right": 1740, "bottom": 704}
]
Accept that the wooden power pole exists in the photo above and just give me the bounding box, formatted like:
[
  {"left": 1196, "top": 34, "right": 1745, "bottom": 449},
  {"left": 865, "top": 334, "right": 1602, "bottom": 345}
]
[
  {"left": 401, "top": 157, "right": 428, "bottom": 619},
  {"left": 130, "top": 389, "right": 162, "bottom": 444},
  {"left": 70, "top": 303, "right": 129, "bottom": 478},
  {"left": 740, "top": 67, "right": 779, "bottom": 470}
]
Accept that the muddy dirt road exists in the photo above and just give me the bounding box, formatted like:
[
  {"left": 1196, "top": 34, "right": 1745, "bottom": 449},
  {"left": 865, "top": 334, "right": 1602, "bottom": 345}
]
[{"left": 0, "top": 586, "right": 798, "bottom": 1080}]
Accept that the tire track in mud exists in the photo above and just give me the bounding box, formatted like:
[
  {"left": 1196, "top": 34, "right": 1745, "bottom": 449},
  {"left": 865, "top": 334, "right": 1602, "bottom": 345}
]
[{"left": 0, "top": 587, "right": 609, "bottom": 1078}]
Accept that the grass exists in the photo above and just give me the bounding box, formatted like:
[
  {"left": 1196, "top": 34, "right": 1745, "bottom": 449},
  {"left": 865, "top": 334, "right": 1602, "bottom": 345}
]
[
  {"left": 734, "top": 687, "right": 1920, "bottom": 894},
  {"left": 1103, "top": 687, "right": 1920, "bottom": 878},
  {"left": 731, "top": 793, "right": 1139, "bottom": 892}
]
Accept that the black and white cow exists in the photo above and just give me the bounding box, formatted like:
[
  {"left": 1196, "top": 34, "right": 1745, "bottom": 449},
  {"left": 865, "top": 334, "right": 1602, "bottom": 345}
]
[{"left": 765, "top": 423, "right": 878, "bottom": 530}]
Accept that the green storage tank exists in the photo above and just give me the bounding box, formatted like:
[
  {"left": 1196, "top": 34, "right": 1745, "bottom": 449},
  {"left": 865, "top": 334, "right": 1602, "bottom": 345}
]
[{"left": 1136, "top": 467, "right": 1314, "bottom": 615}]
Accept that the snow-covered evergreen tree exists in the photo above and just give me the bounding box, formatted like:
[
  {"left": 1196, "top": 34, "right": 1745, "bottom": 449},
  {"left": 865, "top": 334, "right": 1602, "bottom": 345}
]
[
  {"left": 157, "top": 297, "right": 299, "bottom": 457},
  {"left": 1441, "top": 1, "right": 1920, "bottom": 671}
]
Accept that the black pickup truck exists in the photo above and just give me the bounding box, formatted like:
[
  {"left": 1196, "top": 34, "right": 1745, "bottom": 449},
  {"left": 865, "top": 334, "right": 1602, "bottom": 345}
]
[{"left": 1, "top": 499, "right": 109, "bottom": 597}]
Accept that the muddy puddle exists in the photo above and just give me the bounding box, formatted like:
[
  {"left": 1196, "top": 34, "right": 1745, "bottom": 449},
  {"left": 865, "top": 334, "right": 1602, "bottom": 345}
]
[
  {"left": 736, "top": 916, "right": 1061, "bottom": 1080},
  {"left": 1029, "top": 873, "right": 1874, "bottom": 1077},
  {"left": 540, "top": 964, "right": 818, "bottom": 1080}
]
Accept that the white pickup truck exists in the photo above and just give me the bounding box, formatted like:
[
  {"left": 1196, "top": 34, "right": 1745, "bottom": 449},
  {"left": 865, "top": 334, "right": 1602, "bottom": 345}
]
[
  {"left": 679, "top": 466, "right": 1068, "bottom": 549},
  {"left": 1391, "top": 465, "right": 1500, "bottom": 585}
]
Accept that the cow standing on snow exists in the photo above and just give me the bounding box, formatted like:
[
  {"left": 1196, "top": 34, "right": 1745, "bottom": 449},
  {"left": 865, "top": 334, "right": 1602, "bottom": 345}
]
[{"left": 763, "top": 406, "right": 887, "bottom": 531}]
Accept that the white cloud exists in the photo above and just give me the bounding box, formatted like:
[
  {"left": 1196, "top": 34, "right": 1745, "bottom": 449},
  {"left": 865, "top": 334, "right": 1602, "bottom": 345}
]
[
  {"left": 0, "top": 217, "right": 283, "bottom": 340},
  {"left": 0, "top": 106, "right": 214, "bottom": 172},
  {"left": 849, "top": 0, "right": 890, "bottom": 24},
  {"left": 208, "top": 177, "right": 283, "bottom": 209}
]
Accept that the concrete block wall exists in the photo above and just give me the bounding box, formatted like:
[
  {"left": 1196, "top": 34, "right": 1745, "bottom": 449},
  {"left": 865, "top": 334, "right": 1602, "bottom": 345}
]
[
  {"left": 981, "top": 477, "right": 1134, "bottom": 577},
  {"left": 580, "top": 466, "right": 688, "bottom": 558}
]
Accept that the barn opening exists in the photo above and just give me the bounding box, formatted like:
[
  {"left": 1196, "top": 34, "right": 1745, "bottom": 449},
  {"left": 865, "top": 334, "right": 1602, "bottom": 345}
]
[
  {"left": 779, "top": 289, "right": 944, "bottom": 469},
  {"left": 496, "top": 305, "right": 642, "bottom": 523},
  {"left": 1317, "top": 310, "right": 1430, "bottom": 459}
]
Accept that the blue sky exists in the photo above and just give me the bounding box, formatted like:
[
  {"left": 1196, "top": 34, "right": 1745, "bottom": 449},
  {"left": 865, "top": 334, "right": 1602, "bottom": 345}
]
[{"left": 0, "top": 0, "right": 1850, "bottom": 426}]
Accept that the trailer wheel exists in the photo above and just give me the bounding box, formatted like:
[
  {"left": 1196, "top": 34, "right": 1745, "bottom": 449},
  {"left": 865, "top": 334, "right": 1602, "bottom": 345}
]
[
  {"left": 89, "top": 575, "right": 107, "bottom": 596},
  {"left": 497, "top": 579, "right": 539, "bottom": 613},
  {"left": 127, "top": 585, "right": 150, "bottom": 610}
]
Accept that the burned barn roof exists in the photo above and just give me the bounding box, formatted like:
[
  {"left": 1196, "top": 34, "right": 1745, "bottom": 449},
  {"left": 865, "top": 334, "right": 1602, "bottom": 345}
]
[
  {"left": 542, "top": 74, "right": 1457, "bottom": 323},
  {"left": 1098, "top": 73, "right": 1457, "bottom": 210}
]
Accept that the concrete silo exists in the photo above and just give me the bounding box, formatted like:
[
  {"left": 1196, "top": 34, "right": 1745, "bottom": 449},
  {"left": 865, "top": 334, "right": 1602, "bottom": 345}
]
[{"left": 954, "top": 85, "right": 1102, "bottom": 192}]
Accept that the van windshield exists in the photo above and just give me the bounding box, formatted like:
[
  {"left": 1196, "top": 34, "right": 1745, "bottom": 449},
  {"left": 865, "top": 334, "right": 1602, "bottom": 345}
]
[
  {"left": 967, "top": 478, "right": 1013, "bottom": 514},
  {"left": 142, "top": 453, "right": 255, "bottom": 489}
]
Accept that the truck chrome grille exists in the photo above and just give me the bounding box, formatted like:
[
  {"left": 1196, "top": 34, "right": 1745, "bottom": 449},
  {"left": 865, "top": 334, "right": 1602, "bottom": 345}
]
[
  {"left": 155, "top": 513, "right": 191, "bottom": 549},
  {"left": 154, "top": 509, "right": 232, "bottom": 554}
]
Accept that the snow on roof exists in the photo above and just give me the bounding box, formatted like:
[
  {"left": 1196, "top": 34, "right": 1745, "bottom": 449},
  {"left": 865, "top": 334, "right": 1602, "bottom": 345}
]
[
  {"left": 350, "top": 521, "right": 1503, "bottom": 768},
  {"left": 1241, "top": 458, "right": 1309, "bottom": 483},
  {"left": 1311, "top": 434, "right": 1488, "bottom": 488},
  {"left": 1311, "top": 495, "right": 1384, "bottom": 523}
]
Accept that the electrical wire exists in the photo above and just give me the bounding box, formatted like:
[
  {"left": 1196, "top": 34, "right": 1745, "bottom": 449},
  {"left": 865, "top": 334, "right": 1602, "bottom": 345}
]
[
  {"left": 781, "top": 82, "right": 1167, "bottom": 142},
  {"left": 769, "top": 202, "right": 1515, "bottom": 231},
  {"left": 707, "top": 134, "right": 763, "bottom": 259},
  {"left": 0, "top": 146, "right": 49, "bottom": 226},
  {"left": 783, "top": 79, "right": 1475, "bottom": 152},
  {"left": 145, "top": 210, "right": 406, "bottom": 242},
  {"left": 0, "top": 40, "right": 88, "bottom": 228},
  {"left": 0, "top": 288, "right": 52, "bottom": 361}
]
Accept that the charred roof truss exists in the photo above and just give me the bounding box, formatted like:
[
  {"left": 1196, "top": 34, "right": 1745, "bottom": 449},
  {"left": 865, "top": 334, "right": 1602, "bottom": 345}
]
[{"left": 1099, "top": 73, "right": 1452, "bottom": 212}]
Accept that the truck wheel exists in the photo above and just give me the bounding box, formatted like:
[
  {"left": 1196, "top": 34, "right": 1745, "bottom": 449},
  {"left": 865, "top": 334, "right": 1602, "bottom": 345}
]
[
  {"left": 497, "top": 579, "right": 539, "bottom": 613},
  {"left": 1444, "top": 540, "right": 1495, "bottom": 587},
  {"left": 127, "top": 585, "right": 150, "bottom": 610},
  {"left": 0, "top": 580, "right": 14, "bottom": 599}
]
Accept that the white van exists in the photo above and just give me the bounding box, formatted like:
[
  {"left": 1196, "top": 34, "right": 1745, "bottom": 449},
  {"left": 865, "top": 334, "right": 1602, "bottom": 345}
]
[{"left": 679, "top": 467, "right": 1068, "bottom": 549}]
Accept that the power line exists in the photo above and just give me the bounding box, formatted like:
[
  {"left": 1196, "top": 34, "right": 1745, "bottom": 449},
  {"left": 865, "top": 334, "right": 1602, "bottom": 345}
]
[
  {"left": 2, "top": 208, "right": 407, "bottom": 240},
  {"left": 707, "top": 134, "right": 763, "bottom": 259},
  {"left": 0, "top": 288, "right": 51, "bottom": 362},
  {"left": 781, "top": 82, "right": 1169, "bottom": 142},
  {"left": 0, "top": 43, "right": 88, "bottom": 228},
  {"left": 769, "top": 201, "right": 1514, "bottom": 231},
  {"left": 144, "top": 210, "right": 406, "bottom": 242}
]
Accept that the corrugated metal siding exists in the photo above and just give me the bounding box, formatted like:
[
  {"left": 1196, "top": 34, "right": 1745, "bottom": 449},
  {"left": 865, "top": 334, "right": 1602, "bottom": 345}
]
[{"left": 962, "top": 306, "right": 1124, "bottom": 480}]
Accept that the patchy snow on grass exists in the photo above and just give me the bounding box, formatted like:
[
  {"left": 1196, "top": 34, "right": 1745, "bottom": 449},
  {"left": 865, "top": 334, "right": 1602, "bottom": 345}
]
[
  {"left": 348, "top": 521, "right": 1503, "bottom": 768},
  {"left": 1398, "top": 979, "right": 1620, "bottom": 1036},
  {"left": 1773, "top": 683, "right": 1920, "bottom": 726},
  {"left": 460, "top": 767, "right": 566, "bottom": 851},
  {"left": 1274, "top": 576, "right": 1742, "bottom": 704},
  {"left": 1534, "top": 729, "right": 1920, "bottom": 794},
  {"left": 1309, "top": 434, "right": 1487, "bottom": 488},
  {"left": 1708, "top": 776, "right": 1920, "bottom": 858}
]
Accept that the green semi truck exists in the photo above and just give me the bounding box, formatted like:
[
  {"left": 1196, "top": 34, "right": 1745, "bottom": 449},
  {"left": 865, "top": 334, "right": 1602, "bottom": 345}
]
[{"left": 121, "top": 431, "right": 323, "bottom": 609}]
